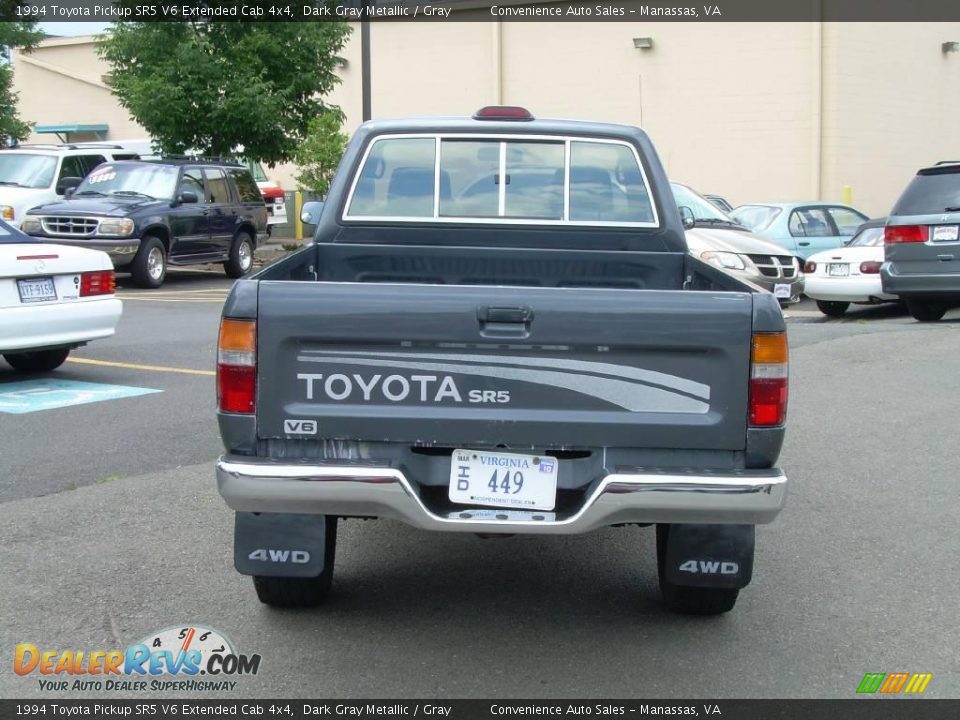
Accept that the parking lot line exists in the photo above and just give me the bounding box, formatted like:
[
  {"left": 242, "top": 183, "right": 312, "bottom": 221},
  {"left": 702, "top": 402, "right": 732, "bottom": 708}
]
[{"left": 66, "top": 358, "right": 215, "bottom": 376}]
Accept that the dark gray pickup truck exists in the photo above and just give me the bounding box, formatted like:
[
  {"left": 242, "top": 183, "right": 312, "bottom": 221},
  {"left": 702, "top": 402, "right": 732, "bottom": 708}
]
[{"left": 215, "top": 107, "right": 789, "bottom": 615}]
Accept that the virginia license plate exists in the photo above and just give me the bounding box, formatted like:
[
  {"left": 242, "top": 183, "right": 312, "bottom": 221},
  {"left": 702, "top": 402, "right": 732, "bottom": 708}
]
[
  {"left": 774, "top": 283, "right": 792, "bottom": 298},
  {"left": 932, "top": 225, "right": 959, "bottom": 242},
  {"left": 828, "top": 264, "right": 849, "bottom": 277},
  {"left": 17, "top": 277, "right": 57, "bottom": 303},
  {"left": 449, "top": 449, "right": 558, "bottom": 511}
]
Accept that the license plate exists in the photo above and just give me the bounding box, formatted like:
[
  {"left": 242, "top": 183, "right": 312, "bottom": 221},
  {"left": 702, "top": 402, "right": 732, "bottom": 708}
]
[
  {"left": 773, "top": 283, "right": 792, "bottom": 298},
  {"left": 449, "top": 449, "right": 558, "bottom": 511},
  {"left": 828, "top": 264, "right": 849, "bottom": 277},
  {"left": 17, "top": 277, "right": 57, "bottom": 303},
  {"left": 932, "top": 225, "right": 959, "bottom": 242}
]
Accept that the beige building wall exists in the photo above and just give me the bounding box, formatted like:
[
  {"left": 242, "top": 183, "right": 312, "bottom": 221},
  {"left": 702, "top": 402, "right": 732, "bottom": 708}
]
[{"left": 11, "top": 23, "right": 960, "bottom": 216}]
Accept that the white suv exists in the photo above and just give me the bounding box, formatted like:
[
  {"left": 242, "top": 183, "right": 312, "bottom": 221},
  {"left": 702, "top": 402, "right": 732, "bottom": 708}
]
[{"left": 0, "top": 144, "right": 140, "bottom": 227}]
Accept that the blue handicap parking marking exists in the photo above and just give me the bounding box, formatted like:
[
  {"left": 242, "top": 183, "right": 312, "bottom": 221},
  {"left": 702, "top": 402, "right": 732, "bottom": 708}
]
[{"left": 0, "top": 379, "right": 162, "bottom": 414}]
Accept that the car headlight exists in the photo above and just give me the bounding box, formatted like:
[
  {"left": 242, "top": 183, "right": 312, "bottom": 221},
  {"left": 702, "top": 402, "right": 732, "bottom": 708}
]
[
  {"left": 700, "top": 250, "right": 746, "bottom": 271},
  {"left": 20, "top": 217, "right": 42, "bottom": 234},
  {"left": 97, "top": 218, "right": 135, "bottom": 237},
  {"left": 1, "top": 205, "right": 13, "bottom": 221}
]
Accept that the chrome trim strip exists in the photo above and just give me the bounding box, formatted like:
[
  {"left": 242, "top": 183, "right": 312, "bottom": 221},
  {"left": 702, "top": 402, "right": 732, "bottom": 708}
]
[{"left": 217, "top": 456, "right": 787, "bottom": 534}]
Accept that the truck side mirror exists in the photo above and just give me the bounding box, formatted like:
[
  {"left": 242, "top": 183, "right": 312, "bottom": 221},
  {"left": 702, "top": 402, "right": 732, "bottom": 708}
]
[
  {"left": 301, "top": 201, "right": 325, "bottom": 225},
  {"left": 56, "top": 177, "right": 82, "bottom": 195},
  {"left": 678, "top": 206, "right": 696, "bottom": 230}
]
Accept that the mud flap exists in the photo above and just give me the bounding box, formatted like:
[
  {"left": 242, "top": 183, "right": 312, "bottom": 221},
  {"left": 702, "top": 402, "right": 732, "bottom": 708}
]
[
  {"left": 662, "top": 524, "right": 755, "bottom": 589},
  {"left": 234, "top": 512, "right": 329, "bottom": 578}
]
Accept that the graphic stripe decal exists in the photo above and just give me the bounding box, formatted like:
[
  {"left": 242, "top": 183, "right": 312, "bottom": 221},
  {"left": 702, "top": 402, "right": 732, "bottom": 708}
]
[
  {"left": 296, "top": 355, "right": 709, "bottom": 414},
  {"left": 303, "top": 350, "right": 710, "bottom": 400}
]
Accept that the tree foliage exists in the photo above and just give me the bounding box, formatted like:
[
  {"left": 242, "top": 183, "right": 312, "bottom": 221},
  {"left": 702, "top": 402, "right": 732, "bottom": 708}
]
[
  {"left": 98, "top": 15, "right": 350, "bottom": 164},
  {"left": 0, "top": 15, "right": 44, "bottom": 142},
  {"left": 294, "top": 112, "right": 348, "bottom": 196}
]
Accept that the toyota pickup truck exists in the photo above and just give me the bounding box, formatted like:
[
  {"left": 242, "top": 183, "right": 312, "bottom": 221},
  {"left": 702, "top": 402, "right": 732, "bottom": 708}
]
[{"left": 215, "top": 107, "right": 789, "bottom": 615}]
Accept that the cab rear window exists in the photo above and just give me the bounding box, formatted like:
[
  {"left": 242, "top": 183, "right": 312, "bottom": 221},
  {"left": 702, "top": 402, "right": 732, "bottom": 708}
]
[{"left": 344, "top": 135, "right": 657, "bottom": 226}]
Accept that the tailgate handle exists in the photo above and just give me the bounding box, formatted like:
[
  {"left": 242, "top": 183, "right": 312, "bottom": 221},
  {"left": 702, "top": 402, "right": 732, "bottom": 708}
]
[
  {"left": 477, "top": 306, "right": 534, "bottom": 338},
  {"left": 937, "top": 254, "right": 954, "bottom": 262}
]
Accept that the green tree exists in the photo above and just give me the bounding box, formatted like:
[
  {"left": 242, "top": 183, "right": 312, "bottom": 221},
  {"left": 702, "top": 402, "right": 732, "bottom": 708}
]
[
  {"left": 294, "top": 112, "right": 348, "bottom": 196},
  {"left": 98, "top": 12, "right": 350, "bottom": 165},
  {"left": 0, "top": 16, "right": 44, "bottom": 142}
]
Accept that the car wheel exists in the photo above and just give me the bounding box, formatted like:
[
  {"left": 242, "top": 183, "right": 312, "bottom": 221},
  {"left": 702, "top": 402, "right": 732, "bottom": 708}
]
[
  {"left": 656, "top": 524, "right": 739, "bottom": 616},
  {"left": 816, "top": 300, "right": 850, "bottom": 317},
  {"left": 905, "top": 299, "right": 947, "bottom": 322},
  {"left": 3, "top": 348, "right": 70, "bottom": 372},
  {"left": 130, "top": 236, "right": 167, "bottom": 288},
  {"left": 252, "top": 517, "right": 337, "bottom": 608},
  {"left": 224, "top": 231, "right": 254, "bottom": 279}
]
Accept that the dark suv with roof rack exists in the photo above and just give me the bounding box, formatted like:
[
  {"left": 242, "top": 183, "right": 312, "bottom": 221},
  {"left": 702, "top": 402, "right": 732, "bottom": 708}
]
[
  {"left": 882, "top": 161, "right": 960, "bottom": 320},
  {"left": 20, "top": 159, "right": 268, "bottom": 288}
]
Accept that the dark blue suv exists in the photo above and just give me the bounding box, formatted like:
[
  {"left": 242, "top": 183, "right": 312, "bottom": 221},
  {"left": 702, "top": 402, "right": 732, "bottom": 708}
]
[{"left": 21, "top": 159, "right": 268, "bottom": 288}]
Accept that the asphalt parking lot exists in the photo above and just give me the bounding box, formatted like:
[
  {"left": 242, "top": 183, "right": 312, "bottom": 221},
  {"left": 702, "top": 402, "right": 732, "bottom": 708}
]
[{"left": 2, "top": 275, "right": 959, "bottom": 699}]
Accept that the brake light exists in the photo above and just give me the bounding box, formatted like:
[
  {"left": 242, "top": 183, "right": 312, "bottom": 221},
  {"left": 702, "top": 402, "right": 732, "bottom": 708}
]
[
  {"left": 749, "top": 332, "right": 788, "bottom": 427},
  {"left": 803, "top": 261, "right": 816, "bottom": 273},
  {"left": 884, "top": 225, "right": 927, "bottom": 244},
  {"left": 218, "top": 318, "right": 256, "bottom": 413},
  {"left": 859, "top": 261, "right": 882, "bottom": 274},
  {"left": 473, "top": 105, "right": 534, "bottom": 121},
  {"left": 260, "top": 185, "right": 284, "bottom": 200},
  {"left": 79, "top": 270, "right": 115, "bottom": 297}
]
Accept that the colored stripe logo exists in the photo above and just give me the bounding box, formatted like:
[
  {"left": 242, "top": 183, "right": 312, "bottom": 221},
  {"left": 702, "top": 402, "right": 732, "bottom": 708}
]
[{"left": 857, "top": 672, "right": 932, "bottom": 694}]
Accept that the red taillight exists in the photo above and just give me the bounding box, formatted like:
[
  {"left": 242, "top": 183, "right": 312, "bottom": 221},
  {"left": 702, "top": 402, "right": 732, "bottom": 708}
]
[
  {"left": 217, "top": 319, "right": 256, "bottom": 414},
  {"left": 803, "top": 261, "right": 817, "bottom": 273},
  {"left": 260, "top": 186, "right": 284, "bottom": 200},
  {"left": 473, "top": 105, "right": 534, "bottom": 121},
  {"left": 749, "top": 333, "right": 788, "bottom": 427},
  {"left": 859, "top": 261, "right": 882, "bottom": 274},
  {"left": 884, "top": 225, "right": 927, "bottom": 244},
  {"left": 79, "top": 270, "right": 115, "bottom": 297}
]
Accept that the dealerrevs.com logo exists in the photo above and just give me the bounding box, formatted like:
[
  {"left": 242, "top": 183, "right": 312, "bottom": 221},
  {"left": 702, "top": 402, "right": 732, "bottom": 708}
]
[{"left": 14, "top": 625, "right": 261, "bottom": 692}]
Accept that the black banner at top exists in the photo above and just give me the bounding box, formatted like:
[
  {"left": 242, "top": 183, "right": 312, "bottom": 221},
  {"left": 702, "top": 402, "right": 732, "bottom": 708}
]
[{"left": 5, "top": 0, "right": 960, "bottom": 22}]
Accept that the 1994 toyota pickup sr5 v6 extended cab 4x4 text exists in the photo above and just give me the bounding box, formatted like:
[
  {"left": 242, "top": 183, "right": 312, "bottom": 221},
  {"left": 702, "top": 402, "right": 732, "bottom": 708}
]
[{"left": 214, "top": 107, "right": 789, "bottom": 615}]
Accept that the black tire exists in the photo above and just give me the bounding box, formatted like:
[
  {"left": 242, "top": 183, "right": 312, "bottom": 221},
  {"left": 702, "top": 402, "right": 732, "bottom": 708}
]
[
  {"left": 816, "top": 300, "right": 850, "bottom": 318},
  {"left": 3, "top": 347, "right": 70, "bottom": 372},
  {"left": 224, "top": 231, "right": 255, "bottom": 279},
  {"left": 905, "top": 298, "right": 947, "bottom": 322},
  {"left": 656, "top": 524, "right": 739, "bottom": 616},
  {"left": 253, "top": 517, "right": 337, "bottom": 608},
  {"left": 130, "top": 236, "right": 167, "bottom": 288}
]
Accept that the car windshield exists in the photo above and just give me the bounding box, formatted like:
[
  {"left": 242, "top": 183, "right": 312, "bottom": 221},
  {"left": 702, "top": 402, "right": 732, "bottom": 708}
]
[
  {"left": 731, "top": 205, "right": 781, "bottom": 231},
  {"left": 0, "top": 218, "right": 37, "bottom": 244},
  {"left": 848, "top": 226, "right": 885, "bottom": 247},
  {"left": 671, "top": 183, "right": 735, "bottom": 222},
  {"left": 74, "top": 163, "right": 179, "bottom": 199},
  {"left": 0, "top": 153, "right": 58, "bottom": 189},
  {"left": 892, "top": 169, "right": 960, "bottom": 215}
]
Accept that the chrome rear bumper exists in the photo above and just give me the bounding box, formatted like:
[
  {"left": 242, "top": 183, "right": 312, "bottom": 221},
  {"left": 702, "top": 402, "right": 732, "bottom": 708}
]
[{"left": 217, "top": 456, "right": 787, "bottom": 534}]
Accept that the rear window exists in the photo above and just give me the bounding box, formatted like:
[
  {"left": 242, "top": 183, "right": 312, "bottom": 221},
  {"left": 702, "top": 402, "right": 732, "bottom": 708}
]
[
  {"left": 229, "top": 168, "right": 263, "bottom": 203},
  {"left": 848, "top": 226, "right": 884, "bottom": 247},
  {"left": 892, "top": 168, "right": 960, "bottom": 215},
  {"left": 344, "top": 135, "right": 657, "bottom": 226}
]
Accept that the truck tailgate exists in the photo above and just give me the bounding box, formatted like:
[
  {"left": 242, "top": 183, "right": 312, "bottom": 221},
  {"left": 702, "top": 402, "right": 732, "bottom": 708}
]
[{"left": 256, "top": 282, "right": 753, "bottom": 450}]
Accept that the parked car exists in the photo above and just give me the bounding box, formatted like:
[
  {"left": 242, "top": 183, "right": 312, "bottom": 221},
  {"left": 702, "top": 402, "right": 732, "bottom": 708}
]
[
  {"left": 730, "top": 202, "right": 870, "bottom": 261},
  {"left": 20, "top": 159, "right": 268, "bottom": 288},
  {"left": 672, "top": 183, "right": 802, "bottom": 304},
  {"left": 216, "top": 107, "right": 789, "bottom": 616},
  {"left": 881, "top": 162, "right": 960, "bottom": 321},
  {"left": 704, "top": 194, "right": 734, "bottom": 213},
  {"left": 0, "top": 143, "right": 140, "bottom": 228},
  {"left": 0, "top": 218, "right": 121, "bottom": 372},
  {"left": 803, "top": 217, "right": 898, "bottom": 317}
]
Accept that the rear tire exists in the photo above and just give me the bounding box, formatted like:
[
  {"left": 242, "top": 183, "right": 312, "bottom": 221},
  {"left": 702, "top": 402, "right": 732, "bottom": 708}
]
[
  {"left": 3, "top": 348, "right": 70, "bottom": 372},
  {"left": 656, "top": 524, "right": 739, "bottom": 616},
  {"left": 224, "top": 231, "right": 255, "bottom": 279},
  {"left": 816, "top": 300, "right": 850, "bottom": 317},
  {"left": 253, "top": 517, "right": 337, "bottom": 608},
  {"left": 130, "top": 236, "right": 166, "bottom": 288},
  {"left": 905, "top": 298, "right": 947, "bottom": 322}
]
